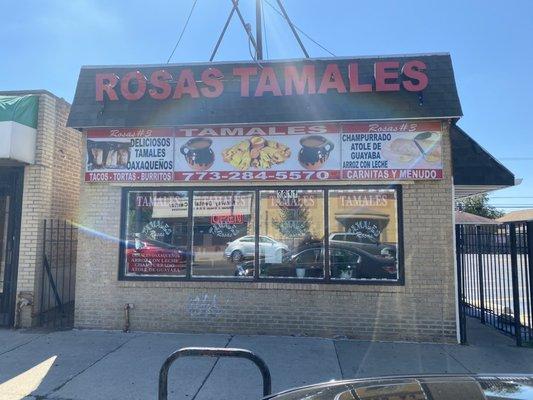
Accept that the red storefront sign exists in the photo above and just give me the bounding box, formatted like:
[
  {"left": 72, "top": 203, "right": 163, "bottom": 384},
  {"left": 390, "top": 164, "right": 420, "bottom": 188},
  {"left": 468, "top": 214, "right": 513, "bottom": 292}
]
[
  {"left": 85, "top": 121, "right": 444, "bottom": 182},
  {"left": 95, "top": 61, "right": 429, "bottom": 102}
]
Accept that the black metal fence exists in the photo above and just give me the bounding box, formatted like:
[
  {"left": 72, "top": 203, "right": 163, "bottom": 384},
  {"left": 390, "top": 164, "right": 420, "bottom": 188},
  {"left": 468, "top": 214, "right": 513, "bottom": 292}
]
[
  {"left": 456, "top": 221, "right": 533, "bottom": 346},
  {"left": 38, "top": 219, "right": 78, "bottom": 328}
]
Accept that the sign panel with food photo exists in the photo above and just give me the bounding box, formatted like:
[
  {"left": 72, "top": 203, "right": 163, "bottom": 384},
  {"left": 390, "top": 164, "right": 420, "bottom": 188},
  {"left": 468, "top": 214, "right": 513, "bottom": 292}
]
[
  {"left": 340, "top": 121, "right": 443, "bottom": 181},
  {"left": 85, "top": 128, "right": 174, "bottom": 182},
  {"left": 173, "top": 124, "right": 341, "bottom": 181}
]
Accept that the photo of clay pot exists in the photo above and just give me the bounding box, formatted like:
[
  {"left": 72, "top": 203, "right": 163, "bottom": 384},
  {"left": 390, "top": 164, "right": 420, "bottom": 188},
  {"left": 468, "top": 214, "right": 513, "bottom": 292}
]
[
  {"left": 298, "top": 135, "right": 334, "bottom": 170},
  {"left": 180, "top": 138, "right": 215, "bottom": 171}
]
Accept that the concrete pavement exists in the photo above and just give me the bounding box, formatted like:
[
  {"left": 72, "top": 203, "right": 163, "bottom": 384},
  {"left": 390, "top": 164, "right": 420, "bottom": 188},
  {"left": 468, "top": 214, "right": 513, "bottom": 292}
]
[{"left": 0, "top": 318, "right": 531, "bottom": 400}]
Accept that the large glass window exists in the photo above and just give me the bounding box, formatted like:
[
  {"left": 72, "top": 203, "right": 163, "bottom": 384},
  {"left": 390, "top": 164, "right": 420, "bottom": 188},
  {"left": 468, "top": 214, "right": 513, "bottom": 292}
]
[
  {"left": 192, "top": 191, "right": 255, "bottom": 277},
  {"left": 258, "top": 189, "right": 324, "bottom": 278},
  {"left": 124, "top": 191, "right": 189, "bottom": 277},
  {"left": 121, "top": 187, "right": 401, "bottom": 283},
  {"left": 328, "top": 189, "right": 399, "bottom": 280}
]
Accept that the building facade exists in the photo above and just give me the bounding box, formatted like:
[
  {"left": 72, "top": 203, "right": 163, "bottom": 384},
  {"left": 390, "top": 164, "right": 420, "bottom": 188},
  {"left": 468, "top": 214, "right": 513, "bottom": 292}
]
[
  {"left": 67, "top": 54, "right": 514, "bottom": 342},
  {"left": 0, "top": 91, "right": 82, "bottom": 328}
]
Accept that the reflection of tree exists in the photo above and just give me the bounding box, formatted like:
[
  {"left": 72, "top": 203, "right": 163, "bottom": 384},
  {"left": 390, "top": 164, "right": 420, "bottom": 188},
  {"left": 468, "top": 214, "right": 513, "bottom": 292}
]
[
  {"left": 272, "top": 201, "right": 311, "bottom": 239},
  {"left": 128, "top": 205, "right": 152, "bottom": 236}
]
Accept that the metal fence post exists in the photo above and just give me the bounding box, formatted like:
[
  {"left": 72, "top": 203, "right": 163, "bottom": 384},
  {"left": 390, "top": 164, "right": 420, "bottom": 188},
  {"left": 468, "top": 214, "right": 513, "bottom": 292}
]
[
  {"left": 509, "top": 223, "right": 522, "bottom": 346},
  {"left": 476, "top": 225, "right": 485, "bottom": 324},
  {"left": 455, "top": 225, "right": 467, "bottom": 344},
  {"left": 526, "top": 221, "right": 533, "bottom": 343}
]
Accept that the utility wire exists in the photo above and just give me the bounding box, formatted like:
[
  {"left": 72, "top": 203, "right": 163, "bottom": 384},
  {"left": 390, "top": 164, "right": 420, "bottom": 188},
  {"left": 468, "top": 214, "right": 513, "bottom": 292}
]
[
  {"left": 263, "top": 0, "right": 336, "bottom": 57},
  {"left": 166, "top": 0, "right": 199, "bottom": 63}
]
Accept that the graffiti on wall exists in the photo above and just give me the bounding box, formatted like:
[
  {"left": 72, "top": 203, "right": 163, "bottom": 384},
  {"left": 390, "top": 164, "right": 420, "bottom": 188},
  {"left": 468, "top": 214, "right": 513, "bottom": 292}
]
[{"left": 187, "top": 293, "right": 223, "bottom": 319}]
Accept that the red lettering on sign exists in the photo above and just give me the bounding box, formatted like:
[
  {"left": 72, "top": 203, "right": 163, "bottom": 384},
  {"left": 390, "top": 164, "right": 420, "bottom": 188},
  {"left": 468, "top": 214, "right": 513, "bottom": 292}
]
[
  {"left": 149, "top": 70, "right": 173, "bottom": 100},
  {"left": 318, "top": 64, "right": 347, "bottom": 94},
  {"left": 255, "top": 67, "right": 282, "bottom": 97},
  {"left": 173, "top": 69, "right": 200, "bottom": 99},
  {"left": 95, "top": 73, "right": 119, "bottom": 101},
  {"left": 200, "top": 68, "right": 224, "bottom": 98},
  {"left": 348, "top": 63, "right": 372, "bottom": 93},
  {"left": 211, "top": 214, "right": 244, "bottom": 224},
  {"left": 120, "top": 71, "right": 147, "bottom": 101},
  {"left": 234, "top": 67, "right": 258, "bottom": 97},
  {"left": 375, "top": 61, "right": 400, "bottom": 91},
  {"left": 93, "top": 60, "right": 431, "bottom": 101},
  {"left": 284, "top": 65, "right": 316, "bottom": 95},
  {"left": 401, "top": 60, "right": 429, "bottom": 92}
]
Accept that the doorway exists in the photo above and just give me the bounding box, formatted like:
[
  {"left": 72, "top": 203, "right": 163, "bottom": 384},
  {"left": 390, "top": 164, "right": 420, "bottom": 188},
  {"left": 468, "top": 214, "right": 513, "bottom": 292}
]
[{"left": 0, "top": 167, "right": 24, "bottom": 327}]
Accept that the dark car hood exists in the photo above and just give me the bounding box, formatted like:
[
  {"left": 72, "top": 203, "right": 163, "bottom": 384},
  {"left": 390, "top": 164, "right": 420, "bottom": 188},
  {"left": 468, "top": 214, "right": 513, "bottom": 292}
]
[{"left": 265, "top": 374, "right": 533, "bottom": 400}]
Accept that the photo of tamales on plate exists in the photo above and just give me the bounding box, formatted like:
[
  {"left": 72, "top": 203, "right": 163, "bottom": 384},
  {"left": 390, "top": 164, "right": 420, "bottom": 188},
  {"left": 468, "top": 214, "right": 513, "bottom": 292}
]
[
  {"left": 382, "top": 131, "right": 441, "bottom": 165},
  {"left": 222, "top": 136, "right": 291, "bottom": 170}
]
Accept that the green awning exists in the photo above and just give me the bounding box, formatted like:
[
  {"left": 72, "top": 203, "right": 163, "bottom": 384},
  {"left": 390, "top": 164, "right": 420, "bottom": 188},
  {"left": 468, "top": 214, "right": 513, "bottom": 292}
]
[{"left": 0, "top": 95, "right": 38, "bottom": 129}]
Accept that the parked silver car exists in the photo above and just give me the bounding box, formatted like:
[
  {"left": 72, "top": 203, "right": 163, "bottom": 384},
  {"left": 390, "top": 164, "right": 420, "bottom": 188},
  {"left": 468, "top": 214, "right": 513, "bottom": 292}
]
[
  {"left": 329, "top": 232, "right": 396, "bottom": 259},
  {"left": 224, "top": 235, "right": 289, "bottom": 262}
]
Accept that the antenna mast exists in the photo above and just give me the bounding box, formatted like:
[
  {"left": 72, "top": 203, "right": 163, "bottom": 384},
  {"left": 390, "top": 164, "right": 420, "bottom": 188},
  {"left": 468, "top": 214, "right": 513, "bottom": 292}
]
[{"left": 256, "top": 0, "right": 264, "bottom": 60}]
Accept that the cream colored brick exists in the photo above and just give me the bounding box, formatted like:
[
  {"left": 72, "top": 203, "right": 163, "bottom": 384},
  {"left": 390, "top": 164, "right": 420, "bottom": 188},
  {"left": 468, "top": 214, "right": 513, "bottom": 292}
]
[{"left": 15, "top": 93, "right": 82, "bottom": 327}]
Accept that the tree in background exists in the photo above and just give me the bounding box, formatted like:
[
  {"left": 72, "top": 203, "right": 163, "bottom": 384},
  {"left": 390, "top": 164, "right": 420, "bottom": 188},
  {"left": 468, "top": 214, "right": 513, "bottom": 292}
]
[{"left": 456, "top": 194, "right": 504, "bottom": 219}]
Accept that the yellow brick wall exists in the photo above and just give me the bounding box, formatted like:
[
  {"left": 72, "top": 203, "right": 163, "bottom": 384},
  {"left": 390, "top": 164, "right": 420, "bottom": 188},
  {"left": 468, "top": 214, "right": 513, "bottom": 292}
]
[{"left": 16, "top": 93, "right": 82, "bottom": 327}]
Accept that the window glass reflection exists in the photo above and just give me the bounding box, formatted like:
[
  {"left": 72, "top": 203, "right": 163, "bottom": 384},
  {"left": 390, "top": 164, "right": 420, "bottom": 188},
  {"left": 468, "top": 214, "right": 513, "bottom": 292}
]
[
  {"left": 192, "top": 191, "right": 255, "bottom": 277},
  {"left": 328, "top": 189, "right": 399, "bottom": 280},
  {"left": 124, "top": 191, "right": 189, "bottom": 276},
  {"left": 259, "top": 189, "right": 324, "bottom": 278}
]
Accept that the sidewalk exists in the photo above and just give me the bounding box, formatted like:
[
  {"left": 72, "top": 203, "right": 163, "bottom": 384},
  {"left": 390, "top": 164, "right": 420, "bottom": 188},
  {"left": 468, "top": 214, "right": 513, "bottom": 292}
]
[{"left": 0, "top": 318, "right": 531, "bottom": 400}]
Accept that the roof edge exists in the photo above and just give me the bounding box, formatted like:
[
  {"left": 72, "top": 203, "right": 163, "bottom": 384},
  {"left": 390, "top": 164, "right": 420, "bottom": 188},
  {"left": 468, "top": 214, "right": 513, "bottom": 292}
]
[
  {"left": 452, "top": 123, "right": 514, "bottom": 178},
  {"left": 0, "top": 90, "right": 71, "bottom": 105},
  {"left": 79, "top": 52, "right": 452, "bottom": 70}
]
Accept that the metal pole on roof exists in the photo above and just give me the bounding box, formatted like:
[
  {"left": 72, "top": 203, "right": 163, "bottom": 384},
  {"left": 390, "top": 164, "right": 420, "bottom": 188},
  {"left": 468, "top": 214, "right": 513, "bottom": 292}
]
[
  {"left": 210, "top": 5, "right": 236, "bottom": 61},
  {"left": 275, "top": 0, "right": 309, "bottom": 58},
  {"left": 256, "top": 0, "right": 264, "bottom": 60},
  {"left": 231, "top": 0, "right": 259, "bottom": 54}
]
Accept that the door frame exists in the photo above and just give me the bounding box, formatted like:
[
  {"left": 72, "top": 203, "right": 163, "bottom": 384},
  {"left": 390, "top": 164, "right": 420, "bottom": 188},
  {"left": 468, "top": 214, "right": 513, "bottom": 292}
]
[{"left": 0, "top": 167, "right": 24, "bottom": 327}]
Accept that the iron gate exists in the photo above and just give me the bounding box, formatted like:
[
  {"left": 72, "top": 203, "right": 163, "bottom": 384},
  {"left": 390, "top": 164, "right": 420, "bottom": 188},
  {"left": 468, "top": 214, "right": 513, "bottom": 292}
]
[
  {"left": 38, "top": 219, "right": 78, "bottom": 328},
  {"left": 456, "top": 221, "right": 533, "bottom": 346}
]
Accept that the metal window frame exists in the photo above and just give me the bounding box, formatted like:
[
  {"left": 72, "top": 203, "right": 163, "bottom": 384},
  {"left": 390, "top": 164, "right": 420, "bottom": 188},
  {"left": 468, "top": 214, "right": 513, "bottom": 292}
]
[{"left": 118, "top": 185, "right": 404, "bottom": 286}]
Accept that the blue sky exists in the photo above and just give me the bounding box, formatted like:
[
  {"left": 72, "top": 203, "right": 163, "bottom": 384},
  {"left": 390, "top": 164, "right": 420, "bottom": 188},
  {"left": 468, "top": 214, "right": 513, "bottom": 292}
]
[{"left": 2, "top": 0, "right": 532, "bottom": 212}]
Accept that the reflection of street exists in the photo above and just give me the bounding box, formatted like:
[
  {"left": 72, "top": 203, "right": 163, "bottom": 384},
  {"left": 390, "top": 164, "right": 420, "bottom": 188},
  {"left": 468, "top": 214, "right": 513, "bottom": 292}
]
[
  {"left": 192, "top": 258, "right": 237, "bottom": 277},
  {"left": 462, "top": 254, "right": 531, "bottom": 326}
]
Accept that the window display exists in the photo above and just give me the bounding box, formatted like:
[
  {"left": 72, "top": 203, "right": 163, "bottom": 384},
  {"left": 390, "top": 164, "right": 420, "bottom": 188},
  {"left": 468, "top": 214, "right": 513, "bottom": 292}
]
[
  {"left": 328, "top": 189, "right": 399, "bottom": 280},
  {"left": 123, "top": 191, "right": 189, "bottom": 276},
  {"left": 258, "top": 189, "right": 324, "bottom": 278},
  {"left": 120, "top": 186, "right": 401, "bottom": 283},
  {"left": 191, "top": 191, "right": 255, "bottom": 277}
]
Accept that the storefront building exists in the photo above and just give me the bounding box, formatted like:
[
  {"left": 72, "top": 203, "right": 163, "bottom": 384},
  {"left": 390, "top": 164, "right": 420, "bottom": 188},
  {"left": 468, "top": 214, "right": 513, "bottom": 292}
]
[
  {"left": 67, "top": 54, "right": 514, "bottom": 342},
  {"left": 0, "top": 91, "right": 82, "bottom": 328}
]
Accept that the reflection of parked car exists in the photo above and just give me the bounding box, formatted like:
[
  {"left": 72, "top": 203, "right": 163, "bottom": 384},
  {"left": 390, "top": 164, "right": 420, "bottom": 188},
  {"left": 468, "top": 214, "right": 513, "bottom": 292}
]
[
  {"left": 235, "top": 242, "right": 397, "bottom": 280},
  {"left": 329, "top": 232, "right": 396, "bottom": 259},
  {"left": 224, "top": 235, "right": 289, "bottom": 262}
]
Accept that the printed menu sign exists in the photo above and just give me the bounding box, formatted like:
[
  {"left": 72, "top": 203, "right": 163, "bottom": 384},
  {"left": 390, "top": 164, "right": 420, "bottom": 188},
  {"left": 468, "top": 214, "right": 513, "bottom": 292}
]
[
  {"left": 85, "top": 128, "right": 174, "bottom": 182},
  {"left": 85, "top": 121, "right": 443, "bottom": 182},
  {"left": 174, "top": 124, "right": 341, "bottom": 181},
  {"left": 341, "top": 121, "right": 443, "bottom": 180}
]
